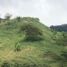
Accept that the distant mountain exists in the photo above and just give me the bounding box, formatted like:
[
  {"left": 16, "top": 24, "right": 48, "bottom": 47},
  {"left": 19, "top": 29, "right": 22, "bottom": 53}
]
[{"left": 50, "top": 24, "right": 67, "bottom": 32}]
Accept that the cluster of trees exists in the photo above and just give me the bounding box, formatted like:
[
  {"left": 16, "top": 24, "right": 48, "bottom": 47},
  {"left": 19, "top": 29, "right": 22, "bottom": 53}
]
[
  {"left": 0, "top": 13, "right": 40, "bottom": 23},
  {"left": 0, "top": 13, "right": 12, "bottom": 22},
  {"left": 50, "top": 24, "right": 67, "bottom": 32}
]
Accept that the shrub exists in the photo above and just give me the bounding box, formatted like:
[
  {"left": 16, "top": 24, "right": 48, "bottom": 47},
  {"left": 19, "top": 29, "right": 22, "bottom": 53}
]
[
  {"left": 14, "top": 63, "right": 22, "bottom": 67},
  {"left": 20, "top": 24, "right": 43, "bottom": 41},
  {"left": 16, "top": 17, "right": 21, "bottom": 22},
  {"left": 15, "top": 43, "right": 21, "bottom": 52},
  {"left": 61, "top": 51, "right": 67, "bottom": 61},
  {"left": 1, "top": 62, "right": 11, "bottom": 67},
  {"left": 55, "top": 32, "right": 67, "bottom": 46}
]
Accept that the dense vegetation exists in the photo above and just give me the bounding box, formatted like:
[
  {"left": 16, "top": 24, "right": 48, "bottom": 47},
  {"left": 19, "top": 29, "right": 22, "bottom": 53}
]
[
  {"left": 20, "top": 23, "right": 43, "bottom": 41},
  {"left": 50, "top": 24, "right": 67, "bottom": 32},
  {"left": 0, "top": 16, "right": 67, "bottom": 67}
]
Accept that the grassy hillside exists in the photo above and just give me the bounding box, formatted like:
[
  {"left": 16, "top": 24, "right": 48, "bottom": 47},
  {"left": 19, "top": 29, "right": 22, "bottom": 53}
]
[{"left": 0, "top": 17, "right": 67, "bottom": 67}]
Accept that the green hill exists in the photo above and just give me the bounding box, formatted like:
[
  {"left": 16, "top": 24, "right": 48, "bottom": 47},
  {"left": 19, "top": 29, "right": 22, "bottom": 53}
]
[{"left": 0, "top": 17, "right": 67, "bottom": 67}]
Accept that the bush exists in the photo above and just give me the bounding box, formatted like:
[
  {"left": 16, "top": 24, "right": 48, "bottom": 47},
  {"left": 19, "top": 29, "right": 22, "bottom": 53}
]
[
  {"left": 15, "top": 43, "right": 21, "bottom": 52},
  {"left": 1, "top": 62, "right": 11, "bottom": 67},
  {"left": 55, "top": 32, "right": 67, "bottom": 46},
  {"left": 61, "top": 51, "right": 67, "bottom": 61},
  {"left": 14, "top": 63, "right": 22, "bottom": 67},
  {"left": 16, "top": 17, "right": 21, "bottom": 22},
  {"left": 20, "top": 24, "right": 43, "bottom": 41}
]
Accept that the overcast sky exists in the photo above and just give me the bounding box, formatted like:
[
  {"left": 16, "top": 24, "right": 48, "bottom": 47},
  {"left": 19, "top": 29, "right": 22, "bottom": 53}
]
[{"left": 0, "top": 0, "right": 67, "bottom": 26}]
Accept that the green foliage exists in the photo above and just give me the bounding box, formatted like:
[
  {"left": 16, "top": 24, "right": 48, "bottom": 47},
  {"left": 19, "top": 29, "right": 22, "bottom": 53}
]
[
  {"left": 0, "top": 18, "right": 2, "bottom": 23},
  {"left": 61, "top": 51, "right": 67, "bottom": 61},
  {"left": 1, "top": 62, "right": 11, "bottom": 67},
  {"left": 16, "top": 17, "right": 22, "bottom": 22},
  {"left": 21, "top": 23, "right": 43, "bottom": 41},
  {"left": 4, "top": 13, "right": 12, "bottom": 20},
  {"left": 14, "top": 63, "right": 22, "bottom": 67},
  {"left": 0, "top": 17, "right": 67, "bottom": 67},
  {"left": 15, "top": 43, "right": 21, "bottom": 52},
  {"left": 52, "top": 32, "right": 67, "bottom": 46},
  {"left": 22, "top": 17, "right": 40, "bottom": 23},
  {"left": 50, "top": 24, "right": 67, "bottom": 32}
]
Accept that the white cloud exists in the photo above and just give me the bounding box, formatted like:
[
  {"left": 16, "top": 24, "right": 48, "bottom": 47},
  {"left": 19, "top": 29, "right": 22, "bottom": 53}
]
[{"left": 0, "top": 0, "right": 67, "bottom": 26}]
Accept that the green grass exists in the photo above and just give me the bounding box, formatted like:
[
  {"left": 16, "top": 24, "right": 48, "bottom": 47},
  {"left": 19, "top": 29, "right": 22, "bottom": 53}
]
[{"left": 0, "top": 17, "right": 66, "bottom": 67}]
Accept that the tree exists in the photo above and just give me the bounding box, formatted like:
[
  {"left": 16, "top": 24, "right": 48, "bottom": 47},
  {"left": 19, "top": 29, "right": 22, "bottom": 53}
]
[
  {"left": 4, "top": 13, "right": 12, "bottom": 20},
  {"left": 16, "top": 17, "right": 21, "bottom": 22},
  {"left": 0, "top": 18, "right": 2, "bottom": 23},
  {"left": 21, "top": 24, "right": 43, "bottom": 41}
]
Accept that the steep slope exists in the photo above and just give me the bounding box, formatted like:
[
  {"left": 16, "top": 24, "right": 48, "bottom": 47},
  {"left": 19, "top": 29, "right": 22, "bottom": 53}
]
[{"left": 0, "top": 17, "right": 66, "bottom": 67}]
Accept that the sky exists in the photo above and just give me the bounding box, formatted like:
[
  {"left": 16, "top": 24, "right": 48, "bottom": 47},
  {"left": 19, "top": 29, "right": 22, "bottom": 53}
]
[{"left": 0, "top": 0, "right": 67, "bottom": 26}]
